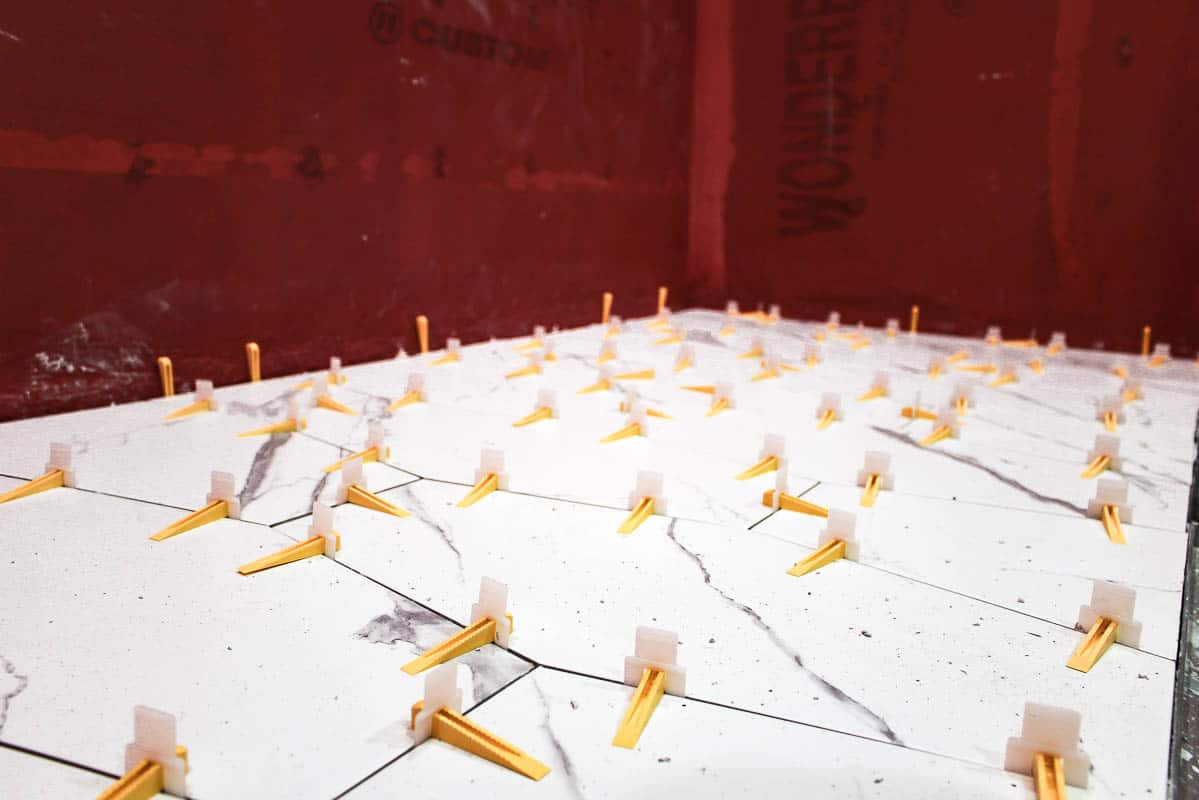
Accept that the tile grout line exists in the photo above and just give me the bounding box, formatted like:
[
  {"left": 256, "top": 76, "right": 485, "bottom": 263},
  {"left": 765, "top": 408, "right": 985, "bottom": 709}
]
[
  {"left": 749, "top": 521, "right": 1177, "bottom": 664},
  {"left": 521, "top": 663, "right": 1035, "bottom": 781},
  {"left": 0, "top": 740, "right": 200, "bottom": 800},
  {"left": 0, "top": 473, "right": 193, "bottom": 514},
  {"left": 0, "top": 740, "right": 119, "bottom": 782},
  {"left": 329, "top": 666, "right": 542, "bottom": 800}
]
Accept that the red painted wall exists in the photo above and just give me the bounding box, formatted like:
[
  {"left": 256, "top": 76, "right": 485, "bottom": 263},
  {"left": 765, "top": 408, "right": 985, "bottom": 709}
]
[
  {"left": 0, "top": 1, "right": 695, "bottom": 420},
  {"left": 704, "top": 0, "right": 1198, "bottom": 353},
  {"left": 3, "top": 1, "right": 1196, "bottom": 421}
]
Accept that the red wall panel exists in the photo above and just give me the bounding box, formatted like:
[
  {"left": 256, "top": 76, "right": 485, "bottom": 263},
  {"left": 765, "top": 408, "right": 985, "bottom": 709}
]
[
  {"left": 710, "top": 0, "right": 1198, "bottom": 353},
  {"left": 3, "top": 1, "right": 1195, "bottom": 421},
  {"left": 0, "top": 1, "right": 695, "bottom": 420}
]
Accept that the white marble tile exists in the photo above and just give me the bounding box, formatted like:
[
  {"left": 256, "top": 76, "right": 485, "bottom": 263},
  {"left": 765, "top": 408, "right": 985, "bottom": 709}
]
[
  {"left": 0, "top": 481, "right": 531, "bottom": 799},
  {"left": 307, "top": 393, "right": 796, "bottom": 527},
  {"left": 294, "top": 312, "right": 1195, "bottom": 531},
  {"left": 0, "top": 385, "right": 416, "bottom": 524},
  {"left": 345, "top": 667, "right": 1039, "bottom": 800},
  {"left": 277, "top": 479, "right": 1172, "bottom": 798},
  {"left": 864, "top": 416, "right": 1191, "bottom": 532},
  {"left": 752, "top": 482, "right": 1185, "bottom": 658},
  {"left": 0, "top": 309, "right": 1192, "bottom": 800},
  {"left": 0, "top": 745, "right": 161, "bottom": 800}
]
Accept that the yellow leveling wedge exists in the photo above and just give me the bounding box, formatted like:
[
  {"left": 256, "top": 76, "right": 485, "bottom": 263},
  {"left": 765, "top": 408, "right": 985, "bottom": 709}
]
[
  {"left": 958, "top": 363, "right": 998, "bottom": 374},
  {"left": 600, "top": 422, "right": 642, "bottom": 444},
  {"left": 946, "top": 350, "right": 968, "bottom": 363},
  {"left": 246, "top": 341, "right": 261, "bottom": 382},
  {"left": 706, "top": 397, "right": 730, "bottom": 417},
  {"left": 164, "top": 398, "right": 214, "bottom": 421},
  {"left": 751, "top": 367, "right": 780, "bottom": 382},
  {"left": 787, "top": 539, "right": 846, "bottom": 577},
  {"left": 1103, "top": 411, "right": 1119, "bottom": 432},
  {"left": 98, "top": 759, "right": 166, "bottom": 800},
  {"left": 618, "top": 496, "right": 655, "bottom": 534},
  {"left": 388, "top": 389, "right": 423, "bottom": 410},
  {"left": 1032, "top": 752, "right": 1067, "bottom": 800},
  {"left": 323, "top": 446, "right": 385, "bottom": 474},
  {"left": 237, "top": 418, "right": 306, "bottom": 438},
  {"left": 1066, "top": 617, "right": 1117, "bottom": 673},
  {"left": 238, "top": 533, "right": 340, "bottom": 575},
  {"left": 738, "top": 345, "right": 763, "bottom": 359},
  {"left": 613, "top": 369, "right": 654, "bottom": 380},
  {"left": 293, "top": 374, "right": 346, "bottom": 390},
  {"left": 316, "top": 395, "right": 358, "bottom": 416},
  {"left": 920, "top": 425, "right": 953, "bottom": 447},
  {"left": 578, "top": 377, "right": 612, "bottom": 394},
  {"left": 900, "top": 406, "right": 937, "bottom": 421},
  {"left": 457, "top": 473, "right": 498, "bottom": 508},
  {"left": 157, "top": 356, "right": 174, "bottom": 398},
  {"left": 1028, "top": 358, "right": 1044, "bottom": 375},
  {"left": 1101, "top": 504, "right": 1126, "bottom": 544},
  {"left": 415, "top": 705, "right": 550, "bottom": 780},
  {"left": 513, "top": 407, "right": 553, "bottom": 427},
  {"left": 928, "top": 363, "right": 943, "bottom": 379},
  {"left": 345, "top": 484, "right": 409, "bottom": 517},
  {"left": 656, "top": 333, "right": 683, "bottom": 345},
  {"left": 736, "top": 456, "right": 778, "bottom": 481},
  {"left": 990, "top": 370, "right": 1017, "bottom": 387},
  {"left": 417, "top": 314, "right": 430, "bottom": 354},
  {"left": 860, "top": 474, "right": 882, "bottom": 507},
  {"left": 857, "top": 386, "right": 887, "bottom": 402},
  {"left": 0, "top": 469, "right": 65, "bottom": 505},
  {"left": 1080, "top": 454, "right": 1111, "bottom": 479},
  {"left": 403, "top": 616, "right": 506, "bottom": 675},
  {"left": 816, "top": 409, "right": 837, "bottom": 430},
  {"left": 150, "top": 500, "right": 229, "bottom": 541},
  {"left": 432, "top": 351, "right": 460, "bottom": 366},
  {"left": 762, "top": 490, "right": 829, "bottom": 517},
  {"left": 505, "top": 363, "right": 542, "bottom": 379},
  {"left": 682, "top": 384, "right": 716, "bottom": 395},
  {"left": 612, "top": 667, "right": 665, "bottom": 748}
]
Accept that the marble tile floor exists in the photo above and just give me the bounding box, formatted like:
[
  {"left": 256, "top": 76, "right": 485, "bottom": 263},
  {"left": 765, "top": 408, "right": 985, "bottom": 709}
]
[{"left": 0, "top": 308, "right": 1195, "bottom": 799}]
